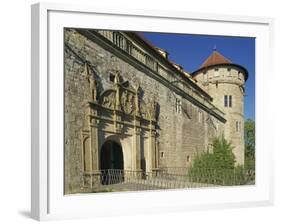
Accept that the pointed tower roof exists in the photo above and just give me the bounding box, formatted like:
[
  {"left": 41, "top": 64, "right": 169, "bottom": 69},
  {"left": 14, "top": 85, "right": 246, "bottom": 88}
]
[
  {"left": 192, "top": 50, "right": 248, "bottom": 81},
  {"left": 200, "top": 50, "right": 232, "bottom": 69}
]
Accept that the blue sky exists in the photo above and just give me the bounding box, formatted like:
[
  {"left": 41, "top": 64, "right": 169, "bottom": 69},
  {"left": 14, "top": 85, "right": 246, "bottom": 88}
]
[{"left": 140, "top": 32, "right": 255, "bottom": 120}]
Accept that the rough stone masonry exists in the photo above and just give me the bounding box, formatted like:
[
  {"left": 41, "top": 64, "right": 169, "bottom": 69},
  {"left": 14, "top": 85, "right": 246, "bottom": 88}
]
[{"left": 64, "top": 28, "right": 247, "bottom": 194}]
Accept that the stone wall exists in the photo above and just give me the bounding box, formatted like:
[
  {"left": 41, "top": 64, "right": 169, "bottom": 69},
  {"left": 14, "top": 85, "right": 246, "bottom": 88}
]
[
  {"left": 64, "top": 28, "right": 225, "bottom": 194},
  {"left": 195, "top": 66, "right": 245, "bottom": 164}
]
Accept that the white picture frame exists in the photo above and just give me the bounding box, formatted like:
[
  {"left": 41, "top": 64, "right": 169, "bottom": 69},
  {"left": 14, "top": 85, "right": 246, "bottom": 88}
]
[{"left": 31, "top": 2, "right": 274, "bottom": 221}]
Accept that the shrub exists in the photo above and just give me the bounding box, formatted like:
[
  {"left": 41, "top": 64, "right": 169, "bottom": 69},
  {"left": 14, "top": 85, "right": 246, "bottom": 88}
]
[
  {"left": 191, "top": 136, "right": 235, "bottom": 170},
  {"left": 244, "top": 119, "right": 255, "bottom": 170},
  {"left": 188, "top": 136, "right": 246, "bottom": 185}
]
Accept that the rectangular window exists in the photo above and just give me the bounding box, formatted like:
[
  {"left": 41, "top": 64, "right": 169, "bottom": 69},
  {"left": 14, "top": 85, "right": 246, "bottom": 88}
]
[
  {"left": 224, "top": 95, "right": 228, "bottom": 107},
  {"left": 239, "top": 121, "right": 242, "bottom": 132},
  {"left": 236, "top": 121, "right": 242, "bottom": 132},
  {"left": 179, "top": 99, "right": 182, "bottom": 114},
  {"left": 224, "top": 95, "right": 232, "bottom": 107},
  {"left": 229, "top": 95, "right": 232, "bottom": 107},
  {"left": 176, "top": 98, "right": 181, "bottom": 114}
]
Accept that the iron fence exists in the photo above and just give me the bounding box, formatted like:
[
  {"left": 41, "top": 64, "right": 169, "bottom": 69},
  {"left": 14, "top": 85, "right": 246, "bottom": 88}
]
[
  {"left": 187, "top": 168, "right": 255, "bottom": 186},
  {"left": 92, "top": 168, "right": 255, "bottom": 192}
]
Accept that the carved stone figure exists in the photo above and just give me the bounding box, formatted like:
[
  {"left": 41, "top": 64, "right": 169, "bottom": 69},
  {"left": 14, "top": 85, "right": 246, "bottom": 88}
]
[
  {"left": 121, "top": 90, "right": 134, "bottom": 114},
  {"left": 139, "top": 100, "right": 147, "bottom": 118},
  {"left": 147, "top": 97, "right": 157, "bottom": 121},
  {"left": 82, "top": 62, "right": 98, "bottom": 101},
  {"left": 134, "top": 83, "right": 141, "bottom": 116},
  {"left": 89, "top": 75, "right": 97, "bottom": 101},
  {"left": 114, "top": 71, "right": 121, "bottom": 85},
  {"left": 101, "top": 91, "right": 116, "bottom": 109},
  {"left": 121, "top": 90, "right": 128, "bottom": 113},
  {"left": 82, "top": 62, "right": 90, "bottom": 77},
  {"left": 114, "top": 72, "right": 121, "bottom": 110}
]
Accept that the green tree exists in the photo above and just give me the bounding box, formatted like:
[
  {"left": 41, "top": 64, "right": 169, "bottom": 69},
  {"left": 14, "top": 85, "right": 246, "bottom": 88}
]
[
  {"left": 212, "top": 136, "right": 236, "bottom": 169},
  {"left": 244, "top": 119, "right": 255, "bottom": 170},
  {"left": 191, "top": 136, "right": 235, "bottom": 170},
  {"left": 188, "top": 136, "right": 244, "bottom": 185}
]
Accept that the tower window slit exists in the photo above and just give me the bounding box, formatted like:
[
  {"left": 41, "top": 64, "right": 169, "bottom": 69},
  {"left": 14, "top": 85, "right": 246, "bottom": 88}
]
[
  {"left": 224, "top": 95, "right": 232, "bottom": 107},
  {"left": 224, "top": 95, "right": 228, "bottom": 107},
  {"left": 229, "top": 95, "right": 232, "bottom": 107}
]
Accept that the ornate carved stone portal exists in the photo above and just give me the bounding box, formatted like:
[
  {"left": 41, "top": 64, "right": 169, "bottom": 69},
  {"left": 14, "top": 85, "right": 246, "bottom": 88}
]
[{"left": 80, "top": 64, "right": 159, "bottom": 188}]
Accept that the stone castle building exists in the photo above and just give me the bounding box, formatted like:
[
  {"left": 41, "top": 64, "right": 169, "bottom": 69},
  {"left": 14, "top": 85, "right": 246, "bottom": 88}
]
[{"left": 64, "top": 28, "right": 248, "bottom": 194}]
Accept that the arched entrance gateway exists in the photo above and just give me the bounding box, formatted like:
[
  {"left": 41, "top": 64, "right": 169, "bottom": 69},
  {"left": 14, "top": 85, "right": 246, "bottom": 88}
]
[
  {"left": 80, "top": 69, "right": 159, "bottom": 189},
  {"left": 100, "top": 140, "right": 124, "bottom": 185},
  {"left": 100, "top": 141, "right": 124, "bottom": 170}
]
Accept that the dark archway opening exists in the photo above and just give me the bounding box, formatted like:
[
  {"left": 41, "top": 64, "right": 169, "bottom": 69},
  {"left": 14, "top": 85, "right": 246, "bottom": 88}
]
[{"left": 100, "top": 140, "right": 124, "bottom": 185}]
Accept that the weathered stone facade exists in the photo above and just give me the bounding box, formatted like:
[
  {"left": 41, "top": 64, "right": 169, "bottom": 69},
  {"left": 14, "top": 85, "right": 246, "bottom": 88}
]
[
  {"left": 192, "top": 53, "right": 247, "bottom": 165},
  {"left": 64, "top": 28, "right": 247, "bottom": 194}
]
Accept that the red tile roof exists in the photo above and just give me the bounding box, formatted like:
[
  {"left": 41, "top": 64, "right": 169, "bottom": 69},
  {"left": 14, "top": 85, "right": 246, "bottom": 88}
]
[
  {"left": 191, "top": 50, "right": 248, "bottom": 81},
  {"left": 200, "top": 50, "right": 232, "bottom": 68}
]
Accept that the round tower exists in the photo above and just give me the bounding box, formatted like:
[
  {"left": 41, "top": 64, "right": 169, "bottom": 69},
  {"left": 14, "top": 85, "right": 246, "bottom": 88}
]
[{"left": 192, "top": 50, "right": 248, "bottom": 165}]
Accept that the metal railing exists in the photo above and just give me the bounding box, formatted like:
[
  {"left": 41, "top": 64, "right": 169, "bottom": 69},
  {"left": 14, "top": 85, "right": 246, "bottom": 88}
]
[
  {"left": 187, "top": 168, "right": 255, "bottom": 186},
  {"left": 100, "top": 169, "right": 125, "bottom": 185},
  {"left": 92, "top": 168, "right": 255, "bottom": 192}
]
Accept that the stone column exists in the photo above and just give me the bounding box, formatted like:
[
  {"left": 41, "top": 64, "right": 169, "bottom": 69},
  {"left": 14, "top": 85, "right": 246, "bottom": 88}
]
[
  {"left": 113, "top": 72, "right": 122, "bottom": 134},
  {"left": 132, "top": 86, "right": 142, "bottom": 175},
  {"left": 90, "top": 120, "right": 99, "bottom": 162},
  {"left": 89, "top": 107, "right": 101, "bottom": 187},
  {"left": 81, "top": 104, "right": 92, "bottom": 188},
  {"left": 134, "top": 84, "right": 141, "bottom": 117},
  {"left": 82, "top": 103, "right": 101, "bottom": 189},
  {"left": 155, "top": 140, "right": 159, "bottom": 169},
  {"left": 114, "top": 72, "right": 121, "bottom": 111},
  {"left": 113, "top": 110, "right": 122, "bottom": 134},
  {"left": 81, "top": 129, "right": 91, "bottom": 188},
  {"left": 132, "top": 116, "right": 142, "bottom": 179},
  {"left": 148, "top": 121, "right": 157, "bottom": 176}
]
